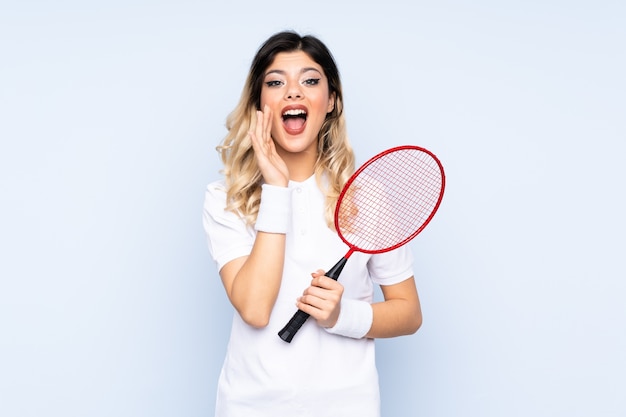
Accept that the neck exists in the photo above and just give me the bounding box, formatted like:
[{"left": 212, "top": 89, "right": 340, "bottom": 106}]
[{"left": 279, "top": 149, "right": 317, "bottom": 182}]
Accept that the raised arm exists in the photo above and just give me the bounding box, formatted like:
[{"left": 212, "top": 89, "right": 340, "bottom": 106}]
[{"left": 220, "top": 106, "right": 290, "bottom": 328}]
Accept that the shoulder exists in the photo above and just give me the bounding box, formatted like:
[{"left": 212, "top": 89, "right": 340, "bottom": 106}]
[
  {"left": 368, "top": 246, "right": 414, "bottom": 285},
  {"left": 203, "top": 179, "right": 240, "bottom": 225},
  {"left": 204, "top": 179, "right": 229, "bottom": 212},
  {"left": 203, "top": 179, "right": 254, "bottom": 269},
  {"left": 206, "top": 179, "right": 227, "bottom": 199}
]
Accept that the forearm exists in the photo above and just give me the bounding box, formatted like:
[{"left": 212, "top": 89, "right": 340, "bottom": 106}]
[
  {"left": 366, "top": 298, "right": 422, "bottom": 338},
  {"left": 228, "top": 231, "right": 286, "bottom": 327},
  {"left": 366, "top": 277, "right": 422, "bottom": 338},
  {"left": 225, "top": 181, "right": 290, "bottom": 327}
]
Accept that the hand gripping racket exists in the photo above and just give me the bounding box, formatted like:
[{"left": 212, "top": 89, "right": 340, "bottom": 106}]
[{"left": 278, "top": 145, "right": 446, "bottom": 343}]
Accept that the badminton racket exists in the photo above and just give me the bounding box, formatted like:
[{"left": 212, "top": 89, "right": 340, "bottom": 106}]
[{"left": 278, "top": 145, "right": 446, "bottom": 343}]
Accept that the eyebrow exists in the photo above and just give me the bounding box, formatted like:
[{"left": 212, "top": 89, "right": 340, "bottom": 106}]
[{"left": 264, "top": 67, "right": 323, "bottom": 77}]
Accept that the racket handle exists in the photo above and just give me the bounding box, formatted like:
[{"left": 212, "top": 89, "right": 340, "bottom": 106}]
[
  {"left": 278, "top": 257, "right": 349, "bottom": 343},
  {"left": 278, "top": 309, "right": 311, "bottom": 343}
]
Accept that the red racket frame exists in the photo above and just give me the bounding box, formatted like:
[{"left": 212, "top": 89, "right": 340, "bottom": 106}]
[{"left": 335, "top": 145, "right": 446, "bottom": 258}]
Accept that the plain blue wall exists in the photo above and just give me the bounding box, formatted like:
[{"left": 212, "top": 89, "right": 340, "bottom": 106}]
[{"left": 1, "top": 1, "right": 625, "bottom": 416}]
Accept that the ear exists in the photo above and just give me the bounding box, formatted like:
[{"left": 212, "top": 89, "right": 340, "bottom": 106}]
[{"left": 327, "top": 92, "right": 336, "bottom": 113}]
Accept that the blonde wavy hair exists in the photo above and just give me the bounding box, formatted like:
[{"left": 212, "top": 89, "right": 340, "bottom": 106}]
[{"left": 217, "top": 31, "right": 354, "bottom": 229}]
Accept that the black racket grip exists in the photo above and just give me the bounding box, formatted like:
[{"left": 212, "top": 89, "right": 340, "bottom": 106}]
[
  {"left": 278, "top": 257, "right": 348, "bottom": 343},
  {"left": 278, "top": 309, "right": 311, "bottom": 343}
]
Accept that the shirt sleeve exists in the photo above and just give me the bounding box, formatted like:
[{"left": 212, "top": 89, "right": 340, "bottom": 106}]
[
  {"left": 202, "top": 181, "right": 255, "bottom": 272},
  {"left": 367, "top": 245, "right": 415, "bottom": 286}
]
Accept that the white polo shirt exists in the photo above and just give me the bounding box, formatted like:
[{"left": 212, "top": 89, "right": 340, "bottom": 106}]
[{"left": 203, "top": 174, "right": 414, "bottom": 417}]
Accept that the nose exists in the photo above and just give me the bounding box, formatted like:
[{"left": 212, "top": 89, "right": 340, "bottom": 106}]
[{"left": 285, "top": 82, "right": 303, "bottom": 100}]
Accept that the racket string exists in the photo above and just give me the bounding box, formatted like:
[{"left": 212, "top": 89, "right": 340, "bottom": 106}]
[{"left": 337, "top": 148, "right": 444, "bottom": 252}]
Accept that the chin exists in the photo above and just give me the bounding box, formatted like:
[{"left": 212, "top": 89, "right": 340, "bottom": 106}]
[
  {"left": 275, "top": 133, "right": 317, "bottom": 153},
  {"left": 279, "top": 143, "right": 315, "bottom": 155}
]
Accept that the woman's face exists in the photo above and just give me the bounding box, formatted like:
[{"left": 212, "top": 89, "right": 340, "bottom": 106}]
[{"left": 260, "top": 51, "right": 335, "bottom": 158}]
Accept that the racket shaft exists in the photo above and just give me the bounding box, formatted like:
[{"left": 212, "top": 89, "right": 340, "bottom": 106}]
[{"left": 278, "top": 257, "right": 349, "bottom": 343}]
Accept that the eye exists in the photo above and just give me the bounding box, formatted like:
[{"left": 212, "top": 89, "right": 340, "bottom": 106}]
[
  {"left": 303, "top": 78, "right": 321, "bottom": 86},
  {"left": 265, "top": 80, "right": 283, "bottom": 87}
]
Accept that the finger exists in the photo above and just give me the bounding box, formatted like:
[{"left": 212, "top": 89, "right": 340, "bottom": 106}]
[
  {"left": 311, "top": 275, "right": 343, "bottom": 291},
  {"left": 296, "top": 298, "right": 322, "bottom": 318},
  {"left": 251, "top": 110, "right": 273, "bottom": 161},
  {"left": 296, "top": 296, "right": 336, "bottom": 324},
  {"left": 297, "top": 294, "right": 325, "bottom": 311},
  {"left": 310, "top": 269, "right": 326, "bottom": 279},
  {"left": 255, "top": 110, "right": 265, "bottom": 144},
  {"left": 262, "top": 104, "right": 273, "bottom": 141},
  {"left": 248, "top": 112, "right": 260, "bottom": 146},
  {"left": 302, "top": 285, "right": 331, "bottom": 300}
]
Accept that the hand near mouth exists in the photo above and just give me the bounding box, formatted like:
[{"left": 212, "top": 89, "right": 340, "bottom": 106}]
[{"left": 249, "top": 104, "right": 290, "bottom": 187}]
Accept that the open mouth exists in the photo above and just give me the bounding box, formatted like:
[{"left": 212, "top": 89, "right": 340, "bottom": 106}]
[{"left": 282, "top": 108, "right": 307, "bottom": 134}]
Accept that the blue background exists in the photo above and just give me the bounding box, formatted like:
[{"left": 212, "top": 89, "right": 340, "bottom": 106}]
[{"left": 1, "top": 1, "right": 625, "bottom": 416}]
